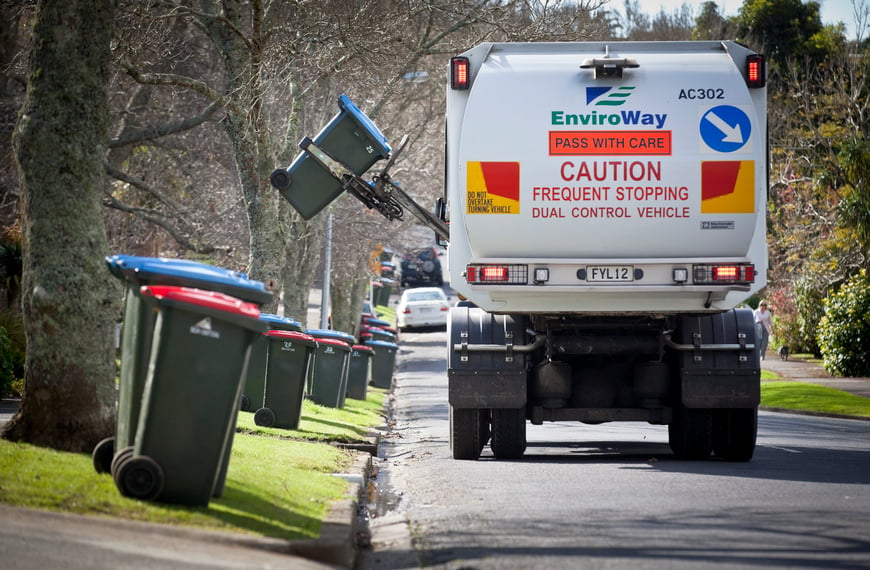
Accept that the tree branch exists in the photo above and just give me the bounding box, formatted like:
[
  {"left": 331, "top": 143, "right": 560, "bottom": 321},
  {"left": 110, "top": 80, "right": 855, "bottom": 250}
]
[{"left": 108, "top": 102, "right": 222, "bottom": 148}]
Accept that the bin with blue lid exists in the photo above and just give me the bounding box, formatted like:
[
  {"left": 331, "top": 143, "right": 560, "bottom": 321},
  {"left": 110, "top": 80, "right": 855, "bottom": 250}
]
[
  {"left": 269, "top": 95, "right": 391, "bottom": 220},
  {"left": 111, "top": 285, "right": 266, "bottom": 507},
  {"left": 92, "top": 254, "right": 273, "bottom": 478},
  {"left": 254, "top": 330, "right": 318, "bottom": 430},
  {"left": 307, "top": 330, "right": 354, "bottom": 408},
  {"left": 366, "top": 339, "right": 399, "bottom": 389},
  {"left": 242, "top": 314, "right": 304, "bottom": 413},
  {"left": 346, "top": 344, "right": 375, "bottom": 400}
]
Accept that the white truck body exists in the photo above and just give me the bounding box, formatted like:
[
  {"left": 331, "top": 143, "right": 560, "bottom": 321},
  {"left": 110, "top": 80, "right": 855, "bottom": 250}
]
[
  {"left": 445, "top": 42, "right": 767, "bottom": 462},
  {"left": 446, "top": 41, "right": 767, "bottom": 314}
]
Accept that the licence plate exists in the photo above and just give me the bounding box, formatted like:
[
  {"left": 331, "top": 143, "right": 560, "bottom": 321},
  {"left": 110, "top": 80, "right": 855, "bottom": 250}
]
[
  {"left": 418, "top": 307, "right": 432, "bottom": 313},
  {"left": 586, "top": 265, "right": 634, "bottom": 282}
]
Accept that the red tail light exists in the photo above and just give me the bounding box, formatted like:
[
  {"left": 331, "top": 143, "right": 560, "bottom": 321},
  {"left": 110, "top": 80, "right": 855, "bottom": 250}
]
[
  {"left": 451, "top": 57, "right": 470, "bottom": 90},
  {"left": 746, "top": 54, "right": 765, "bottom": 88},
  {"left": 694, "top": 264, "right": 755, "bottom": 285},
  {"left": 466, "top": 264, "right": 528, "bottom": 284}
]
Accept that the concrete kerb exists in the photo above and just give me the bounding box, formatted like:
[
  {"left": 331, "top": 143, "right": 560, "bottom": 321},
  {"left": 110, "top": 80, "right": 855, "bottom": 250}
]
[{"left": 288, "top": 450, "right": 375, "bottom": 568}]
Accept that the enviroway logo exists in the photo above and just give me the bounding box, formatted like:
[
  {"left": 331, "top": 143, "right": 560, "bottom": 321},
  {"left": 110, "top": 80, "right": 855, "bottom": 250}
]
[
  {"left": 190, "top": 317, "right": 220, "bottom": 339},
  {"left": 586, "top": 86, "right": 635, "bottom": 106}
]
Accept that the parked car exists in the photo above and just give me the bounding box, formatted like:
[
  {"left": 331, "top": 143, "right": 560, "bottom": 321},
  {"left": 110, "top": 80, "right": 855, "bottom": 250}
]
[
  {"left": 400, "top": 247, "right": 443, "bottom": 288},
  {"left": 396, "top": 287, "right": 449, "bottom": 331}
]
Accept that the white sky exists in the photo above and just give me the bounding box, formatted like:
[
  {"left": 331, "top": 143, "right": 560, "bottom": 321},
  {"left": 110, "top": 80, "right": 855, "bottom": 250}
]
[{"left": 607, "top": 0, "right": 863, "bottom": 39}]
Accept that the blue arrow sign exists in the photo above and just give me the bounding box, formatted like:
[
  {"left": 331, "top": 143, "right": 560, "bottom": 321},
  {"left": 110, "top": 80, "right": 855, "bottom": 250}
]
[{"left": 700, "top": 105, "right": 751, "bottom": 153}]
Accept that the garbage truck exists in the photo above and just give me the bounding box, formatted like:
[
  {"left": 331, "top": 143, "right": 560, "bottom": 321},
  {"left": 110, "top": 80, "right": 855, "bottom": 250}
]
[{"left": 271, "top": 41, "right": 768, "bottom": 462}]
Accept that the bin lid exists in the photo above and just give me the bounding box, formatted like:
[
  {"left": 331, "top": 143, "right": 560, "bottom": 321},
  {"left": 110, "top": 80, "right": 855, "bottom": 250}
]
[
  {"left": 106, "top": 254, "right": 274, "bottom": 305},
  {"left": 352, "top": 344, "right": 375, "bottom": 354},
  {"left": 260, "top": 313, "right": 304, "bottom": 331},
  {"left": 307, "top": 329, "right": 356, "bottom": 345},
  {"left": 139, "top": 285, "right": 261, "bottom": 319},
  {"left": 337, "top": 94, "right": 391, "bottom": 157},
  {"left": 264, "top": 330, "right": 317, "bottom": 346},
  {"left": 364, "top": 317, "right": 392, "bottom": 328},
  {"left": 314, "top": 337, "right": 352, "bottom": 352},
  {"left": 365, "top": 339, "right": 399, "bottom": 349}
]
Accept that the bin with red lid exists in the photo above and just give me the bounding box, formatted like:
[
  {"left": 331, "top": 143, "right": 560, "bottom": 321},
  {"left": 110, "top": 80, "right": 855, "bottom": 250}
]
[
  {"left": 254, "top": 330, "right": 317, "bottom": 429},
  {"left": 110, "top": 285, "right": 266, "bottom": 507},
  {"left": 306, "top": 334, "right": 352, "bottom": 408},
  {"left": 346, "top": 344, "right": 375, "bottom": 400}
]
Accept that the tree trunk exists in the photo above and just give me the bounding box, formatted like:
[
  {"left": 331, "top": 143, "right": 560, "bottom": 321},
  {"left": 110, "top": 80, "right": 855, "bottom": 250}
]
[{"left": 3, "top": 0, "right": 120, "bottom": 452}]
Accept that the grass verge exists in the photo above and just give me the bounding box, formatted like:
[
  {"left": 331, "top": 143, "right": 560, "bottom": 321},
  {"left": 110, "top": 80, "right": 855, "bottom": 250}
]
[
  {"left": 0, "top": 389, "right": 386, "bottom": 540},
  {"left": 761, "top": 381, "right": 870, "bottom": 419}
]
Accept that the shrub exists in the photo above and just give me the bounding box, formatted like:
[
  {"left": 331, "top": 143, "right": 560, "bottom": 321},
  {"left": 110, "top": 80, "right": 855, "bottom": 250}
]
[
  {"left": 0, "top": 310, "right": 25, "bottom": 398},
  {"left": 817, "top": 270, "right": 870, "bottom": 377},
  {"left": 0, "top": 327, "right": 13, "bottom": 398}
]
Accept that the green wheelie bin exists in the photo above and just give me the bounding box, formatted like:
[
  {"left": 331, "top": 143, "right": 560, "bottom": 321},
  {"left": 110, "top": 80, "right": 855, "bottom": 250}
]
[
  {"left": 253, "top": 330, "right": 318, "bottom": 430},
  {"left": 306, "top": 336, "right": 351, "bottom": 408},
  {"left": 346, "top": 344, "right": 375, "bottom": 401},
  {"left": 366, "top": 339, "right": 399, "bottom": 389},
  {"left": 94, "top": 255, "right": 273, "bottom": 477},
  {"left": 269, "top": 94, "right": 391, "bottom": 220},
  {"left": 111, "top": 285, "right": 266, "bottom": 507},
  {"left": 241, "top": 314, "right": 304, "bottom": 413},
  {"left": 307, "top": 329, "right": 355, "bottom": 407}
]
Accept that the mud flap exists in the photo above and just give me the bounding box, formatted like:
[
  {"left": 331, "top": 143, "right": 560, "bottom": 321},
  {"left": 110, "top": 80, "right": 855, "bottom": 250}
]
[
  {"left": 678, "top": 309, "right": 760, "bottom": 408},
  {"left": 447, "top": 307, "right": 527, "bottom": 409}
]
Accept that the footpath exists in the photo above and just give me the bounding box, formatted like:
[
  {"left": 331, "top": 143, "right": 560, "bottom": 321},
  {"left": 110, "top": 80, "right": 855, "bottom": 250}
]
[{"left": 759, "top": 351, "right": 870, "bottom": 399}]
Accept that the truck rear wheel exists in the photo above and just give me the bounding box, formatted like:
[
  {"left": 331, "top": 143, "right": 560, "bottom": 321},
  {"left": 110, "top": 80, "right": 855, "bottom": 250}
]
[
  {"left": 668, "top": 406, "right": 712, "bottom": 459},
  {"left": 450, "top": 406, "right": 489, "bottom": 460},
  {"left": 712, "top": 408, "right": 757, "bottom": 461},
  {"left": 490, "top": 408, "right": 527, "bottom": 460}
]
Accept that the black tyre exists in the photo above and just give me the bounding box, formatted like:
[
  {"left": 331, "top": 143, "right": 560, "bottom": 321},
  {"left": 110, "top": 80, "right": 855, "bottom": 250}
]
[
  {"left": 91, "top": 436, "right": 115, "bottom": 474},
  {"left": 450, "top": 406, "right": 489, "bottom": 460},
  {"left": 240, "top": 394, "right": 251, "bottom": 412},
  {"left": 668, "top": 406, "right": 712, "bottom": 459},
  {"left": 712, "top": 408, "right": 757, "bottom": 461},
  {"left": 490, "top": 408, "right": 527, "bottom": 460},
  {"left": 114, "top": 455, "right": 164, "bottom": 501},
  {"left": 254, "top": 407, "right": 276, "bottom": 427},
  {"left": 110, "top": 446, "right": 134, "bottom": 478}
]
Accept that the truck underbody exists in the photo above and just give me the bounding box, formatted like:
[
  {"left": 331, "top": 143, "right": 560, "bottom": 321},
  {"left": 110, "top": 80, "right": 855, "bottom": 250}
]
[{"left": 447, "top": 307, "right": 760, "bottom": 461}]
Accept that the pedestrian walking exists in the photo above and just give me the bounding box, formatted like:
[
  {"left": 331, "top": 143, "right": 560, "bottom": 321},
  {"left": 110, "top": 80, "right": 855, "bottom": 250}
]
[{"left": 753, "top": 300, "right": 773, "bottom": 359}]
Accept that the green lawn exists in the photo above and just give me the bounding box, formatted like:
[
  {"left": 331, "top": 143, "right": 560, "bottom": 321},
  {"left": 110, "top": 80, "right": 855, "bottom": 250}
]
[
  {"left": 761, "top": 381, "right": 870, "bottom": 418},
  {"left": 0, "top": 389, "right": 386, "bottom": 540}
]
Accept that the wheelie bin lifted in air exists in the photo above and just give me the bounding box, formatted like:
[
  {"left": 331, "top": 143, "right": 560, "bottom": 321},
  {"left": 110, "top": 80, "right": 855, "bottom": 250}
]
[
  {"left": 346, "top": 344, "right": 375, "bottom": 401},
  {"left": 366, "top": 339, "right": 399, "bottom": 389},
  {"left": 242, "top": 314, "right": 304, "bottom": 413},
  {"left": 93, "top": 255, "right": 273, "bottom": 477},
  {"left": 269, "top": 94, "right": 391, "bottom": 220},
  {"left": 111, "top": 285, "right": 267, "bottom": 507},
  {"left": 253, "top": 330, "right": 318, "bottom": 430},
  {"left": 306, "top": 330, "right": 353, "bottom": 408}
]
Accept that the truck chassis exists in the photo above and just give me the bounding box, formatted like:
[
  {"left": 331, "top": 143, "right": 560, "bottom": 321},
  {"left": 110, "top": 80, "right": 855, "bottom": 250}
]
[{"left": 447, "top": 307, "right": 759, "bottom": 461}]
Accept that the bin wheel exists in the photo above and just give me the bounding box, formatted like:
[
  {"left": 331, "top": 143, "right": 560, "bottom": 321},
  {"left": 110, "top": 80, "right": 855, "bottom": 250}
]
[
  {"left": 254, "top": 407, "right": 276, "bottom": 427},
  {"left": 114, "top": 455, "right": 164, "bottom": 501},
  {"left": 92, "top": 437, "right": 115, "bottom": 474},
  {"left": 240, "top": 394, "right": 251, "bottom": 412},
  {"left": 110, "top": 446, "right": 135, "bottom": 478}
]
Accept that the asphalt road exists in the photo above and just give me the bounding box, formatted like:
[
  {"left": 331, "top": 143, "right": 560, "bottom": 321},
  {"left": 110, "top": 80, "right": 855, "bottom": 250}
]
[{"left": 360, "top": 329, "right": 870, "bottom": 570}]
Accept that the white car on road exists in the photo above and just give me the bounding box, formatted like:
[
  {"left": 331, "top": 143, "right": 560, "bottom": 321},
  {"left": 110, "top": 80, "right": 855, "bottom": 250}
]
[{"left": 396, "top": 287, "right": 450, "bottom": 331}]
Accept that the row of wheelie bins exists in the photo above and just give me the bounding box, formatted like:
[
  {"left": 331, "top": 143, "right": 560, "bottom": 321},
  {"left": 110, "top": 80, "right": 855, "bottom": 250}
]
[{"left": 93, "top": 255, "right": 398, "bottom": 507}]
